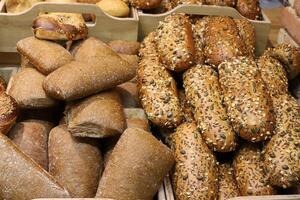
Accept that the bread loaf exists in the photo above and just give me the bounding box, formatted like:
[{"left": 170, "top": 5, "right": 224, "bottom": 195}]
[
  {"left": 8, "top": 120, "right": 53, "bottom": 170},
  {"left": 218, "top": 163, "right": 240, "bottom": 200},
  {"left": 116, "top": 81, "right": 140, "bottom": 108},
  {"left": 66, "top": 89, "right": 126, "bottom": 138},
  {"left": 234, "top": 19, "right": 255, "bottom": 56},
  {"left": 7, "top": 68, "right": 59, "bottom": 109},
  {"left": 124, "top": 108, "right": 149, "bottom": 131},
  {"left": 234, "top": 143, "right": 276, "bottom": 195},
  {"left": 96, "top": 128, "right": 174, "bottom": 200},
  {"left": 183, "top": 65, "right": 237, "bottom": 152},
  {"left": 33, "top": 13, "right": 88, "bottom": 41},
  {"left": 204, "top": 17, "right": 246, "bottom": 67},
  {"left": 205, "top": 0, "right": 235, "bottom": 6},
  {"left": 236, "top": 0, "right": 261, "bottom": 20},
  {"left": 20, "top": 55, "right": 35, "bottom": 68},
  {"left": 263, "top": 95, "right": 300, "bottom": 188},
  {"left": 109, "top": 40, "right": 140, "bottom": 55},
  {"left": 96, "top": 0, "right": 130, "bottom": 17},
  {"left": 129, "top": 0, "right": 162, "bottom": 9},
  {"left": 101, "top": 136, "right": 119, "bottom": 167},
  {"left": 192, "top": 17, "right": 208, "bottom": 64},
  {"left": 0, "top": 133, "right": 70, "bottom": 199},
  {"left": 49, "top": 125, "right": 102, "bottom": 197},
  {"left": 137, "top": 32, "right": 183, "bottom": 128},
  {"left": 118, "top": 54, "right": 138, "bottom": 72},
  {"left": 168, "top": 122, "right": 218, "bottom": 200},
  {"left": 156, "top": 13, "right": 195, "bottom": 72},
  {"left": 178, "top": 90, "right": 194, "bottom": 123},
  {"left": 17, "top": 37, "right": 73, "bottom": 75},
  {"left": 0, "top": 75, "right": 6, "bottom": 92},
  {"left": 257, "top": 56, "right": 288, "bottom": 96},
  {"left": 0, "top": 93, "right": 19, "bottom": 135},
  {"left": 218, "top": 57, "right": 275, "bottom": 142}
]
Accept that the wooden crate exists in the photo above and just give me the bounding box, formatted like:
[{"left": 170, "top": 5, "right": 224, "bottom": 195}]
[
  {"left": 138, "top": 5, "right": 271, "bottom": 56},
  {"left": 0, "top": 1, "right": 139, "bottom": 52}
]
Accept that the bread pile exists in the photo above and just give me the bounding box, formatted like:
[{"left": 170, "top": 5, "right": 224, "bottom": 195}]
[
  {"left": 0, "top": 14, "right": 176, "bottom": 200},
  {"left": 137, "top": 13, "right": 300, "bottom": 199}
]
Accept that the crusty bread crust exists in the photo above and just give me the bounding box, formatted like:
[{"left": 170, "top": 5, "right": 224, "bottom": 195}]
[
  {"left": 218, "top": 163, "right": 240, "bottom": 200},
  {"left": 236, "top": 0, "right": 261, "bottom": 20},
  {"left": 234, "top": 19, "right": 255, "bottom": 57},
  {"left": 0, "top": 93, "right": 19, "bottom": 135},
  {"left": 129, "top": 0, "right": 162, "bottom": 9}
]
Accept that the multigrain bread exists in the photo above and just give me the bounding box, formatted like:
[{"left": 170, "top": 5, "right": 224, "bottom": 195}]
[
  {"left": 44, "top": 37, "right": 135, "bottom": 101},
  {"left": 0, "top": 133, "right": 70, "bottom": 200},
  {"left": 264, "top": 43, "right": 300, "bottom": 80},
  {"left": 168, "top": 122, "right": 218, "bottom": 200},
  {"left": 234, "top": 19, "right": 255, "bottom": 56},
  {"left": 129, "top": 0, "right": 162, "bottom": 9},
  {"left": 0, "top": 93, "right": 19, "bottom": 135},
  {"left": 204, "top": 16, "right": 246, "bottom": 67},
  {"left": 49, "top": 125, "right": 102, "bottom": 197},
  {"left": 178, "top": 90, "right": 194, "bottom": 123},
  {"left": 33, "top": 13, "right": 88, "bottom": 41},
  {"left": 183, "top": 65, "right": 237, "bottom": 152},
  {"left": 108, "top": 40, "right": 140, "bottom": 55},
  {"left": 65, "top": 90, "right": 126, "bottom": 138},
  {"left": 17, "top": 37, "right": 73, "bottom": 75},
  {"left": 218, "top": 163, "right": 240, "bottom": 200},
  {"left": 205, "top": 0, "right": 235, "bottom": 6},
  {"left": 218, "top": 57, "right": 275, "bottom": 142},
  {"left": 96, "top": 128, "right": 174, "bottom": 200},
  {"left": 234, "top": 143, "right": 276, "bottom": 196},
  {"left": 7, "top": 68, "right": 59, "bottom": 109},
  {"left": 8, "top": 120, "right": 53, "bottom": 170},
  {"left": 236, "top": 0, "right": 261, "bottom": 20},
  {"left": 156, "top": 13, "right": 195, "bottom": 72},
  {"left": 192, "top": 17, "right": 209, "bottom": 64},
  {"left": 137, "top": 32, "right": 183, "bottom": 128},
  {"left": 257, "top": 56, "right": 288, "bottom": 96},
  {"left": 263, "top": 95, "right": 300, "bottom": 188}
]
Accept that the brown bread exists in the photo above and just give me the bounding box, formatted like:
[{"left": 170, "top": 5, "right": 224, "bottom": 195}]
[
  {"left": 0, "top": 93, "right": 19, "bottom": 135},
  {"left": 7, "top": 68, "right": 59, "bottom": 109},
  {"left": 0, "top": 75, "right": 6, "bottom": 93},
  {"left": 218, "top": 57, "right": 275, "bottom": 142},
  {"left": 17, "top": 37, "right": 73, "bottom": 75},
  {"left": 118, "top": 54, "right": 138, "bottom": 73},
  {"left": 5, "top": 0, "right": 42, "bottom": 13},
  {"left": 236, "top": 0, "right": 261, "bottom": 20},
  {"left": 137, "top": 32, "right": 183, "bottom": 128},
  {"left": 0, "top": 133, "right": 70, "bottom": 200},
  {"left": 183, "top": 65, "right": 237, "bottom": 152},
  {"left": 49, "top": 125, "right": 102, "bottom": 197},
  {"left": 172, "top": 0, "right": 203, "bottom": 5},
  {"left": 178, "top": 90, "right": 194, "bottom": 123},
  {"left": 234, "top": 19, "right": 255, "bottom": 57},
  {"left": 192, "top": 17, "right": 209, "bottom": 64},
  {"left": 108, "top": 40, "right": 140, "bottom": 55},
  {"left": 218, "top": 163, "right": 240, "bottom": 200},
  {"left": 205, "top": 0, "right": 235, "bottom": 6},
  {"left": 233, "top": 143, "right": 276, "bottom": 196},
  {"left": 168, "top": 122, "right": 218, "bottom": 200},
  {"left": 156, "top": 13, "right": 195, "bottom": 72},
  {"left": 204, "top": 17, "right": 246, "bottom": 67},
  {"left": 8, "top": 120, "right": 53, "bottom": 170},
  {"left": 124, "top": 108, "right": 149, "bottom": 131},
  {"left": 116, "top": 81, "right": 140, "bottom": 108},
  {"left": 129, "top": 0, "right": 162, "bottom": 9},
  {"left": 263, "top": 95, "right": 300, "bottom": 188}
]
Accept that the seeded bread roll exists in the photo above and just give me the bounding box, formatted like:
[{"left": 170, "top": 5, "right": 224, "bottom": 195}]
[
  {"left": 33, "top": 13, "right": 88, "bottom": 41},
  {"left": 236, "top": 0, "right": 261, "bottom": 20},
  {"left": 0, "top": 93, "right": 19, "bottom": 135},
  {"left": 156, "top": 14, "right": 195, "bottom": 72},
  {"left": 168, "top": 122, "right": 218, "bottom": 200},
  {"left": 205, "top": 0, "right": 235, "bottom": 6},
  {"left": 7, "top": 68, "right": 59, "bottom": 109},
  {"left": 66, "top": 89, "right": 126, "bottom": 138},
  {"left": 204, "top": 16, "right": 246, "bottom": 67},
  {"left": 264, "top": 43, "right": 300, "bottom": 80},
  {"left": 17, "top": 37, "right": 73, "bottom": 75},
  {"left": 8, "top": 120, "right": 53, "bottom": 170},
  {"left": 0, "top": 133, "right": 70, "bottom": 199},
  {"left": 234, "top": 19, "right": 255, "bottom": 56},
  {"left": 96, "top": 128, "right": 175, "bottom": 200},
  {"left": 192, "top": 17, "right": 209, "bottom": 64},
  {"left": 129, "top": 0, "right": 162, "bottom": 9},
  {"left": 218, "top": 163, "right": 240, "bottom": 200},
  {"left": 137, "top": 33, "right": 183, "bottom": 128},
  {"left": 218, "top": 57, "right": 275, "bottom": 142},
  {"left": 108, "top": 40, "right": 140, "bottom": 55},
  {"left": 183, "top": 65, "right": 237, "bottom": 152},
  {"left": 257, "top": 56, "right": 288, "bottom": 96},
  {"left": 234, "top": 143, "right": 276, "bottom": 196},
  {"left": 178, "top": 90, "right": 194, "bottom": 123},
  {"left": 49, "top": 125, "right": 102, "bottom": 197},
  {"left": 263, "top": 95, "right": 300, "bottom": 188}
]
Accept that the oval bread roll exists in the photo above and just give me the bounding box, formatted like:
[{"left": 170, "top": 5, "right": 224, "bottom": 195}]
[
  {"left": 218, "top": 163, "right": 240, "bottom": 200},
  {"left": 156, "top": 13, "right": 195, "bottom": 72},
  {"left": 183, "top": 65, "right": 237, "bottom": 152},
  {"left": 234, "top": 19, "right": 255, "bottom": 57},
  {"left": 168, "top": 122, "right": 218, "bottom": 200},
  {"left": 137, "top": 32, "right": 183, "bottom": 128},
  {"left": 0, "top": 93, "right": 19, "bottom": 135},
  {"left": 218, "top": 57, "right": 275, "bottom": 142},
  {"left": 178, "top": 90, "right": 194, "bottom": 123},
  {"left": 236, "top": 0, "right": 261, "bottom": 20},
  {"left": 129, "top": 0, "right": 162, "bottom": 9},
  {"left": 108, "top": 40, "right": 140, "bottom": 55},
  {"left": 263, "top": 95, "right": 300, "bottom": 188},
  {"left": 192, "top": 17, "right": 209, "bottom": 64},
  {"left": 96, "top": 0, "right": 130, "bottom": 17},
  {"left": 234, "top": 143, "right": 276, "bottom": 196}
]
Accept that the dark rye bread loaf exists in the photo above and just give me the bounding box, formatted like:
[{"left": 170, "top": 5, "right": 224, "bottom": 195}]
[
  {"left": 168, "top": 122, "right": 218, "bottom": 200},
  {"left": 263, "top": 95, "right": 300, "bottom": 188},
  {"left": 156, "top": 13, "right": 195, "bottom": 72},
  {"left": 218, "top": 57, "right": 275, "bottom": 142},
  {"left": 236, "top": 0, "right": 261, "bottom": 20},
  {"left": 96, "top": 128, "right": 174, "bottom": 200},
  {"left": 234, "top": 143, "right": 276, "bottom": 195},
  {"left": 183, "top": 65, "right": 237, "bottom": 152},
  {"left": 0, "top": 93, "right": 19, "bottom": 135},
  {"left": 234, "top": 19, "right": 255, "bottom": 57},
  {"left": 137, "top": 32, "right": 183, "bottom": 128},
  {"left": 0, "top": 133, "right": 70, "bottom": 200},
  {"left": 218, "top": 163, "right": 240, "bottom": 200}
]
